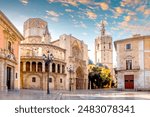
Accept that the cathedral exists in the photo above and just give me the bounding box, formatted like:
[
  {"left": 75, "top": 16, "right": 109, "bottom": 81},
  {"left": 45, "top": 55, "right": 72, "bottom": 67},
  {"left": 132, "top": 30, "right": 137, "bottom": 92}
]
[
  {"left": 20, "top": 18, "right": 88, "bottom": 91},
  {"left": 95, "top": 21, "right": 113, "bottom": 71}
]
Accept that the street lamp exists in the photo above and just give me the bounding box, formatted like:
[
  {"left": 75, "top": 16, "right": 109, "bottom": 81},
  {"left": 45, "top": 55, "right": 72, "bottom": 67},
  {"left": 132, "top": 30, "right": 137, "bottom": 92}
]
[
  {"left": 67, "top": 65, "right": 74, "bottom": 91},
  {"left": 42, "top": 51, "right": 54, "bottom": 94}
]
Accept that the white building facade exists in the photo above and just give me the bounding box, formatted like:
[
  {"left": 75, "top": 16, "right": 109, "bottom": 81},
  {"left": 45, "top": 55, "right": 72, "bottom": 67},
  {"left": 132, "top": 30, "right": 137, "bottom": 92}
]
[{"left": 115, "top": 35, "right": 150, "bottom": 90}]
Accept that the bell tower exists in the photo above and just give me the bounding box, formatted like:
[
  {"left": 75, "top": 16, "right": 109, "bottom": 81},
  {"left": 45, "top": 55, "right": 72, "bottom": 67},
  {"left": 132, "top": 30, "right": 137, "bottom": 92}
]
[{"left": 95, "top": 20, "right": 113, "bottom": 70}]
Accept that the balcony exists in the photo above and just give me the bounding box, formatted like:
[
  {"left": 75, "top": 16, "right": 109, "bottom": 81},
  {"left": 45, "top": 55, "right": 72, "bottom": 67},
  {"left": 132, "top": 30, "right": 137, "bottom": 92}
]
[{"left": 115, "top": 66, "right": 140, "bottom": 71}]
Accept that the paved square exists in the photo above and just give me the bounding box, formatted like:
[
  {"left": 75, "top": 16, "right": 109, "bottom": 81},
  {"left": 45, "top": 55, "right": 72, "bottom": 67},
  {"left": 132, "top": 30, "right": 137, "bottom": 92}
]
[{"left": 0, "top": 89, "right": 150, "bottom": 100}]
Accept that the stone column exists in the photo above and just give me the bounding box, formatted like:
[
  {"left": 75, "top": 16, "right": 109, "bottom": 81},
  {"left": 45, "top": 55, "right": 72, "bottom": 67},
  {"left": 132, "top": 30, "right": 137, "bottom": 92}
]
[
  {"left": 42, "top": 61, "right": 45, "bottom": 72},
  {"left": 11, "top": 67, "right": 14, "bottom": 90},
  {"left": 23, "top": 62, "right": 26, "bottom": 72},
  {"left": 30, "top": 61, "right": 32, "bottom": 72},
  {"left": 3, "top": 62, "right": 7, "bottom": 91},
  {"left": 60, "top": 64, "right": 62, "bottom": 74},
  {"left": 55, "top": 63, "right": 57, "bottom": 73},
  {"left": 36, "top": 62, "right": 38, "bottom": 72},
  {"left": 0, "top": 61, "right": 5, "bottom": 91},
  {"left": 50, "top": 63, "right": 52, "bottom": 72}
]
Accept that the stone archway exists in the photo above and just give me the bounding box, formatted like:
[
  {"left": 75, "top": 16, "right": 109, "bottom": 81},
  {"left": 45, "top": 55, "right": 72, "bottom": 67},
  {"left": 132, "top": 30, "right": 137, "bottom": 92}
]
[{"left": 76, "top": 67, "right": 84, "bottom": 89}]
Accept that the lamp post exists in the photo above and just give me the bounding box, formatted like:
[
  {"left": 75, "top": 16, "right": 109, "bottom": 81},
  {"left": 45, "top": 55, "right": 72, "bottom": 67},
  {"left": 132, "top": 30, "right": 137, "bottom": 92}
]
[
  {"left": 42, "top": 51, "right": 54, "bottom": 94},
  {"left": 67, "top": 65, "right": 74, "bottom": 91}
]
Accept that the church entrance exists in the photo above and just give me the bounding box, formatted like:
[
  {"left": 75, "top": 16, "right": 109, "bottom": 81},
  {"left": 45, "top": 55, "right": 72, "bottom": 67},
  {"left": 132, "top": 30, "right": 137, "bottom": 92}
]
[
  {"left": 7, "top": 67, "right": 11, "bottom": 90},
  {"left": 124, "top": 75, "right": 134, "bottom": 89},
  {"left": 76, "top": 67, "right": 84, "bottom": 89}
]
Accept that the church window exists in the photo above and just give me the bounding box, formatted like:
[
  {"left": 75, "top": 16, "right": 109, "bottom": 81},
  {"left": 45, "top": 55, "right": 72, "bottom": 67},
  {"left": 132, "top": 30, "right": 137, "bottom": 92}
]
[
  {"left": 45, "top": 63, "right": 48, "bottom": 72},
  {"left": 58, "top": 64, "right": 60, "bottom": 73},
  {"left": 49, "top": 78, "right": 52, "bottom": 82},
  {"left": 72, "top": 45, "right": 81, "bottom": 58},
  {"left": 97, "top": 44, "right": 99, "bottom": 50},
  {"left": 26, "top": 62, "right": 30, "bottom": 72},
  {"left": 62, "top": 65, "right": 65, "bottom": 74},
  {"left": 38, "top": 62, "right": 42, "bottom": 72},
  {"left": 109, "top": 43, "right": 111, "bottom": 49},
  {"left": 60, "top": 79, "right": 62, "bottom": 83},
  {"left": 16, "top": 73, "right": 18, "bottom": 79},
  {"left": 32, "top": 77, "right": 36, "bottom": 82},
  {"left": 8, "top": 41, "right": 12, "bottom": 52},
  {"left": 32, "top": 62, "right": 36, "bottom": 72},
  {"left": 126, "top": 60, "right": 132, "bottom": 70},
  {"left": 20, "top": 62, "right": 23, "bottom": 71},
  {"left": 126, "top": 44, "right": 131, "bottom": 50},
  {"left": 52, "top": 63, "right": 56, "bottom": 72}
]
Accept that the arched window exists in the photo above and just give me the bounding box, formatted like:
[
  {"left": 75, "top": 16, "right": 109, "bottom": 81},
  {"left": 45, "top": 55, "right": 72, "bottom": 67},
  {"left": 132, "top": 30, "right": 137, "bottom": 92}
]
[
  {"left": 60, "top": 78, "right": 62, "bottom": 83},
  {"left": 57, "top": 64, "right": 60, "bottom": 73},
  {"left": 62, "top": 65, "right": 65, "bottom": 74},
  {"left": 26, "top": 62, "right": 30, "bottom": 72},
  {"left": 45, "top": 63, "right": 48, "bottom": 72},
  {"left": 20, "top": 62, "right": 23, "bottom": 71},
  {"left": 32, "top": 62, "right": 36, "bottom": 72},
  {"left": 52, "top": 63, "right": 55, "bottom": 72},
  {"left": 49, "top": 78, "right": 52, "bottom": 82},
  {"left": 38, "top": 62, "right": 42, "bottom": 72},
  {"left": 97, "top": 44, "right": 99, "bottom": 50},
  {"left": 109, "top": 43, "right": 111, "bottom": 49},
  {"left": 32, "top": 77, "right": 36, "bottom": 82},
  {"left": 8, "top": 41, "right": 12, "bottom": 52}
]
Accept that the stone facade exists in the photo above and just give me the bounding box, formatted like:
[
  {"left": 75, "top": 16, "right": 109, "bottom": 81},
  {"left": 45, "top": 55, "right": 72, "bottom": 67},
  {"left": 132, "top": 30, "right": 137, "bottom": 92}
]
[
  {"left": 114, "top": 35, "right": 150, "bottom": 90},
  {"left": 95, "top": 21, "right": 113, "bottom": 71},
  {"left": 20, "top": 18, "right": 88, "bottom": 91},
  {"left": 0, "top": 11, "right": 24, "bottom": 91}
]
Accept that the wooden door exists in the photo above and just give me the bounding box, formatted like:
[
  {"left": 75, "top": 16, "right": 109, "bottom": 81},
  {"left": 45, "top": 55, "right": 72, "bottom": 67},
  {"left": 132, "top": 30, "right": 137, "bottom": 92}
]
[{"left": 124, "top": 75, "right": 134, "bottom": 89}]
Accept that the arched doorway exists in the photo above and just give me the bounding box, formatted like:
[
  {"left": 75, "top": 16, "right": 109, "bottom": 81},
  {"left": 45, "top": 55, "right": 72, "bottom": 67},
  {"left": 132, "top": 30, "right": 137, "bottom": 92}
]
[{"left": 76, "top": 67, "right": 84, "bottom": 89}]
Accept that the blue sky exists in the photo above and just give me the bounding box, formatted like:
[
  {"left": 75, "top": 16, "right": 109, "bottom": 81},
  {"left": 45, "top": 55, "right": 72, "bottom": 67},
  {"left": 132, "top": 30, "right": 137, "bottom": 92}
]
[{"left": 0, "top": 0, "right": 150, "bottom": 64}]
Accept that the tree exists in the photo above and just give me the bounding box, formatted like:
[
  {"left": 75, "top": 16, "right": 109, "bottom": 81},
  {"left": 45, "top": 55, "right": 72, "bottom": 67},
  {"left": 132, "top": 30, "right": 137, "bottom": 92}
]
[{"left": 88, "top": 66, "right": 112, "bottom": 89}]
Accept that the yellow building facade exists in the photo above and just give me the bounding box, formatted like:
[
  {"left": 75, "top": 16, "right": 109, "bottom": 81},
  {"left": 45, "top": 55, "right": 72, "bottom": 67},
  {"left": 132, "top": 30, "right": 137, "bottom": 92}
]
[{"left": 0, "top": 11, "right": 24, "bottom": 91}]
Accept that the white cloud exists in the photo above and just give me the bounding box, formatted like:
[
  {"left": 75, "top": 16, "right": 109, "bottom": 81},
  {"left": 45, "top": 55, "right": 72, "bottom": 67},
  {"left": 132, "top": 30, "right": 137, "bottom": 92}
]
[
  {"left": 80, "top": 21, "right": 87, "bottom": 28},
  {"left": 136, "top": 5, "right": 145, "bottom": 12},
  {"left": 50, "top": 17, "right": 59, "bottom": 22},
  {"left": 120, "top": 0, "right": 141, "bottom": 7},
  {"left": 77, "top": 0, "right": 90, "bottom": 4},
  {"left": 19, "top": 0, "right": 28, "bottom": 5},
  {"left": 48, "top": 0, "right": 78, "bottom": 6},
  {"left": 99, "top": 2, "right": 109, "bottom": 10},
  {"left": 144, "top": 9, "right": 150, "bottom": 15},
  {"left": 86, "top": 11, "right": 97, "bottom": 19},
  {"left": 124, "top": 16, "right": 131, "bottom": 22},
  {"left": 65, "top": 9, "right": 74, "bottom": 12},
  {"left": 46, "top": 10, "right": 59, "bottom": 17},
  {"left": 115, "top": 7, "right": 124, "bottom": 15},
  {"left": 118, "top": 20, "right": 150, "bottom": 36}
]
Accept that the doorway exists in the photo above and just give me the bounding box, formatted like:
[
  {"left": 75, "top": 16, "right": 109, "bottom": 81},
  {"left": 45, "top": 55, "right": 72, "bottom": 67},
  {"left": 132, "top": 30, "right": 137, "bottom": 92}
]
[
  {"left": 7, "top": 67, "right": 11, "bottom": 90},
  {"left": 124, "top": 75, "right": 134, "bottom": 89},
  {"left": 76, "top": 67, "right": 84, "bottom": 89}
]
